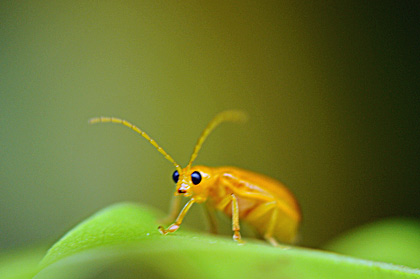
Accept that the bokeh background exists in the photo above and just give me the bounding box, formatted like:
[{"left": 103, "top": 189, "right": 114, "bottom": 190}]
[{"left": 1, "top": 1, "right": 419, "bottom": 250}]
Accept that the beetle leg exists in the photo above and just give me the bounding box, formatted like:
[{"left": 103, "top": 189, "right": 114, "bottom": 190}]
[
  {"left": 158, "top": 198, "right": 195, "bottom": 235},
  {"left": 264, "top": 207, "right": 279, "bottom": 246},
  {"left": 204, "top": 200, "right": 218, "bottom": 234},
  {"left": 244, "top": 201, "right": 282, "bottom": 246},
  {"left": 231, "top": 194, "right": 244, "bottom": 244},
  {"left": 215, "top": 193, "right": 234, "bottom": 211},
  {"left": 159, "top": 195, "right": 182, "bottom": 224},
  {"left": 264, "top": 212, "right": 291, "bottom": 249},
  {"left": 245, "top": 201, "right": 277, "bottom": 222}
]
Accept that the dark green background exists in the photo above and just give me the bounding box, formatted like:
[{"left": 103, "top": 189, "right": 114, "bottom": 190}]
[{"left": 1, "top": 1, "right": 419, "bottom": 250}]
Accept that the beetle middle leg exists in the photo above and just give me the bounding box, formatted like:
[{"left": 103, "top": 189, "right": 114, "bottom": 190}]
[
  {"left": 231, "top": 194, "right": 243, "bottom": 243},
  {"left": 215, "top": 193, "right": 244, "bottom": 243}
]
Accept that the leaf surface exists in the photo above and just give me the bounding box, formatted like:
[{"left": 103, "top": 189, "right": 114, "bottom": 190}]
[{"left": 36, "top": 203, "right": 420, "bottom": 279}]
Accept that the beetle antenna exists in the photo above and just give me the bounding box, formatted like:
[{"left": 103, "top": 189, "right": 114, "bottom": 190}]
[
  {"left": 187, "top": 110, "right": 248, "bottom": 170},
  {"left": 89, "top": 116, "right": 182, "bottom": 172}
]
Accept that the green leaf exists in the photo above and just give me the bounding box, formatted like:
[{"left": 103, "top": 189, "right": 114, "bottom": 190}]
[
  {"left": 36, "top": 203, "right": 420, "bottom": 279},
  {"left": 324, "top": 218, "right": 420, "bottom": 269}
]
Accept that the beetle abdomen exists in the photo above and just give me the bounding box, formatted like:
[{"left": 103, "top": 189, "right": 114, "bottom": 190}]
[{"left": 209, "top": 167, "right": 301, "bottom": 244}]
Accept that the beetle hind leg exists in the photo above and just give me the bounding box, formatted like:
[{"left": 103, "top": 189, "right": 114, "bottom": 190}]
[
  {"left": 245, "top": 201, "right": 280, "bottom": 246},
  {"left": 263, "top": 206, "right": 280, "bottom": 246},
  {"left": 263, "top": 207, "right": 290, "bottom": 249}
]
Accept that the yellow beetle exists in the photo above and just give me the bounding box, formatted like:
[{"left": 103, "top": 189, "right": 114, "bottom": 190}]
[{"left": 89, "top": 110, "right": 301, "bottom": 245}]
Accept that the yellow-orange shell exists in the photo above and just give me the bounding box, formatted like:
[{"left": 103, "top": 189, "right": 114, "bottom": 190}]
[{"left": 186, "top": 166, "right": 301, "bottom": 243}]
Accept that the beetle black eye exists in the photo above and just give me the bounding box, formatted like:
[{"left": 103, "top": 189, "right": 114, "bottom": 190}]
[
  {"left": 172, "top": 170, "right": 179, "bottom": 183},
  {"left": 191, "top": 171, "right": 202, "bottom": 185}
]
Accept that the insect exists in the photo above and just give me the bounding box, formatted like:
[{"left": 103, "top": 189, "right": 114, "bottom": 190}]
[{"left": 89, "top": 110, "right": 301, "bottom": 246}]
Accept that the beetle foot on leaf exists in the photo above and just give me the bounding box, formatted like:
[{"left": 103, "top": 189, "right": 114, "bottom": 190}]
[
  {"left": 158, "top": 223, "right": 180, "bottom": 235},
  {"left": 233, "top": 231, "right": 245, "bottom": 245}
]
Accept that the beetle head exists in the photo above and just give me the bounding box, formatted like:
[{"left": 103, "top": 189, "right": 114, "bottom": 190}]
[{"left": 172, "top": 166, "right": 213, "bottom": 201}]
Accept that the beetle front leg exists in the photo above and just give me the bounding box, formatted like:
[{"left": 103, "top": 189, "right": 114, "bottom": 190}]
[
  {"left": 158, "top": 195, "right": 182, "bottom": 225},
  {"left": 158, "top": 198, "right": 195, "bottom": 235}
]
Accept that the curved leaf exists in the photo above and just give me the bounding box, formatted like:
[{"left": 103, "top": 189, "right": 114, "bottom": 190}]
[{"left": 37, "top": 203, "right": 420, "bottom": 279}]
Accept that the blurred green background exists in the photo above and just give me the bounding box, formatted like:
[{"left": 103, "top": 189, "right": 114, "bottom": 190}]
[{"left": 1, "top": 1, "right": 419, "bottom": 251}]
